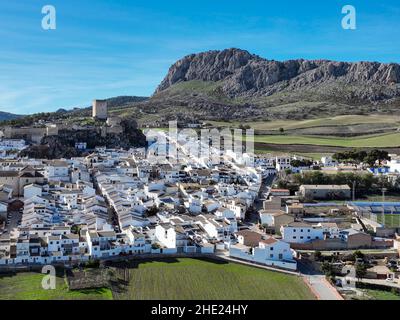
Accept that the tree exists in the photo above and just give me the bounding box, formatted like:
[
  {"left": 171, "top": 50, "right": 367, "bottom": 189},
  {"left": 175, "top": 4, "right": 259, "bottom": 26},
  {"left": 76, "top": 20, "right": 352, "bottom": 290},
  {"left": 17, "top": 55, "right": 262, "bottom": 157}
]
[
  {"left": 332, "top": 149, "right": 390, "bottom": 166},
  {"left": 355, "top": 263, "right": 367, "bottom": 281},
  {"left": 314, "top": 251, "right": 322, "bottom": 261},
  {"left": 71, "top": 224, "right": 81, "bottom": 234},
  {"left": 292, "top": 171, "right": 382, "bottom": 196},
  {"left": 368, "top": 149, "right": 390, "bottom": 165},
  {"left": 321, "top": 261, "right": 334, "bottom": 277},
  {"left": 239, "top": 124, "right": 251, "bottom": 130},
  {"left": 284, "top": 168, "right": 292, "bottom": 175},
  {"left": 364, "top": 154, "right": 377, "bottom": 167},
  {"left": 352, "top": 250, "right": 365, "bottom": 261},
  {"left": 279, "top": 127, "right": 284, "bottom": 133},
  {"left": 145, "top": 205, "right": 159, "bottom": 217},
  {"left": 290, "top": 159, "right": 313, "bottom": 168}
]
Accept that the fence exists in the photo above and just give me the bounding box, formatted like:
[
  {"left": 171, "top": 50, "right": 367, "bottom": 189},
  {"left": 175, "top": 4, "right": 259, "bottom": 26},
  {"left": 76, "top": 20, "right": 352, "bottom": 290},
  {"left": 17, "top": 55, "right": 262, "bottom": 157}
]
[{"left": 370, "top": 212, "right": 400, "bottom": 228}]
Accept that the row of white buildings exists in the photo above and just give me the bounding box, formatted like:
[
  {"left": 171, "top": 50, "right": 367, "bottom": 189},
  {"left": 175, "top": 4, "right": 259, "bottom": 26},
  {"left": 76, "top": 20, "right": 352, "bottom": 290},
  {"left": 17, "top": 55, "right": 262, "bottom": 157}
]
[{"left": 0, "top": 138, "right": 301, "bottom": 269}]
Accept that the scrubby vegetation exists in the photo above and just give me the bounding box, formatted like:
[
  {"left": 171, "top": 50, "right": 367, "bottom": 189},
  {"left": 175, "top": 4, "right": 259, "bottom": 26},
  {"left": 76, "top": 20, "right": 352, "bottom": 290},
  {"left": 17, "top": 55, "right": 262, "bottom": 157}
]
[
  {"left": 277, "top": 171, "right": 400, "bottom": 198},
  {"left": 333, "top": 149, "right": 390, "bottom": 166}
]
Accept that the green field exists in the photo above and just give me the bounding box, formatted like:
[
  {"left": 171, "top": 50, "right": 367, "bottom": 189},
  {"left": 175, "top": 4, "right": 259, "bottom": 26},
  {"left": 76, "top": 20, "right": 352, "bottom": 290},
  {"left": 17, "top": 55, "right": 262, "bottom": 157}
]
[
  {"left": 114, "top": 258, "right": 315, "bottom": 300},
  {"left": 251, "top": 132, "right": 400, "bottom": 148},
  {"left": 0, "top": 259, "right": 315, "bottom": 300},
  {"left": 364, "top": 289, "right": 400, "bottom": 300},
  {"left": 206, "top": 116, "right": 400, "bottom": 153},
  {"left": 362, "top": 193, "right": 400, "bottom": 202},
  {"left": 147, "top": 114, "right": 400, "bottom": 151},
  {"left": 0, "top": 272, "right": 112, "bottom": 300},
  {"left": 207, "top": 115, "right": 400, "bottom": 131},
  {"left": 377, "top": 214, "right": 400, "bottom": 228}
]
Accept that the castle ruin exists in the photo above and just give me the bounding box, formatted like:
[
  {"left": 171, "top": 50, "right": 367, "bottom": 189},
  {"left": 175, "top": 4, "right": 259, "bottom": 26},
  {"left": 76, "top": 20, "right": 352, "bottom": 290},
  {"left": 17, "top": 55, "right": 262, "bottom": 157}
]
[{"left": 92, "top": 99, "right": 108, "bottom": 120}]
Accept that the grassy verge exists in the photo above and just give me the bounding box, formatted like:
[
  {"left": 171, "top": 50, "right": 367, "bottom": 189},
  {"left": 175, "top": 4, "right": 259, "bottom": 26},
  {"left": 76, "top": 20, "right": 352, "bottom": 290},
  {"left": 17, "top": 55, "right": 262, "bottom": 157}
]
[{"left": 364, "top": 289, "right": 400, "bottom": 300}]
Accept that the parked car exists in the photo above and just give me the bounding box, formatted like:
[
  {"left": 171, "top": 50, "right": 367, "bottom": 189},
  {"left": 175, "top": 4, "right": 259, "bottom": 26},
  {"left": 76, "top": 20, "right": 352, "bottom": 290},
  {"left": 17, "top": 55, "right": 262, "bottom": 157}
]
[{"left": 387, "top": 260, "right": 398, "bottom": 268}]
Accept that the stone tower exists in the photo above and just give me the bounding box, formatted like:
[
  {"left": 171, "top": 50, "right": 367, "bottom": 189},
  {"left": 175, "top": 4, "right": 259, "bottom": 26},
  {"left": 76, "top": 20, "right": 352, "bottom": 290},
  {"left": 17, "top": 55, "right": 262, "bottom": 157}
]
[{"left": 92, "top": 99, "right": 108, "bottom": 120}]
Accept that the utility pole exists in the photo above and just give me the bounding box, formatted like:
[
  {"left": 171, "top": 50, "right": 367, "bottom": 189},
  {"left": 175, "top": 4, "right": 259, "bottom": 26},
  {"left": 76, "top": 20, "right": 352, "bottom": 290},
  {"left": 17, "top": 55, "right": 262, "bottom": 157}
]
[
  {"left": 381, "top": 187, "right": 387, "bottom": 227},
  {"left": 391, "top": 207, "right": 394, "bottom": 228}
]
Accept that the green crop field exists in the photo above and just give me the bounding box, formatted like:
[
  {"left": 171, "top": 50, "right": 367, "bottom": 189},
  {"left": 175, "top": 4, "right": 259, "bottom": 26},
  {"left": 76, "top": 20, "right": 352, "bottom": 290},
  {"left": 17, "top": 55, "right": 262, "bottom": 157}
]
[
  {"left": 207, "top": 115, "right": 400, "bottom": 131},
  {"left": 206, "top": 116, "right": 400, "bottom": 152},
  {"left": 0, "top": 260, "right": 314, "bottom": 300},
  {"left": 0, "top": 259, "right": 315, "bottom": 300},
  {"left": 0, "top": 272, "right": 112, "bottom": 300},
  {"left": 251, "top": 132, "right": 400, "bottom": 148},
  {"left": 113, "top": 258, "right": 315, "bottom": 300}
]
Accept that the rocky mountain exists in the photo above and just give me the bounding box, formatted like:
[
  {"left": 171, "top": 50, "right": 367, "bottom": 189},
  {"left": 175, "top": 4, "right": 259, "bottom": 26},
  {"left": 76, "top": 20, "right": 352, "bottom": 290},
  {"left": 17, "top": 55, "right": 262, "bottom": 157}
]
[
  {"left": 156, "top": 48, "right": 400, "bottom": 102},
  {"left": 117, "top": 48, "right": 397, "bottom": 123},
  {"left": 6, "top": 49, "right": 400, "bottom": 126}
]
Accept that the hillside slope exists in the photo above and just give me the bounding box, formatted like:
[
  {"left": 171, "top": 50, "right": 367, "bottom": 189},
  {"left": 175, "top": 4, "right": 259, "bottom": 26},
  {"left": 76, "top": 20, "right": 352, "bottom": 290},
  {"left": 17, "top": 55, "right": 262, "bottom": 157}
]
[{"left": 0, "top": 111, "right": 23, "bottom": 121}]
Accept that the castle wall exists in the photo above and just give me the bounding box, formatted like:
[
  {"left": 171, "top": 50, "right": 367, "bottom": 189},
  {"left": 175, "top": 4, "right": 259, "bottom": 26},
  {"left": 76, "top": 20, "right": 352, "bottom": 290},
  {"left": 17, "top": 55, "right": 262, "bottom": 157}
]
[{"left": 3, "top": 127, "right": 47, "bottom": 143}]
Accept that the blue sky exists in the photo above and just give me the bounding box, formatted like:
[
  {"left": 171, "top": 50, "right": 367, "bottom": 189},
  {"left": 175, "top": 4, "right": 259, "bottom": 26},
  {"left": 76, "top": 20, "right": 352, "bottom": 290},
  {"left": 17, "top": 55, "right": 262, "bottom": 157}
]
[{"left": 0, "top": 0, "right": 399, "bottom": 114}]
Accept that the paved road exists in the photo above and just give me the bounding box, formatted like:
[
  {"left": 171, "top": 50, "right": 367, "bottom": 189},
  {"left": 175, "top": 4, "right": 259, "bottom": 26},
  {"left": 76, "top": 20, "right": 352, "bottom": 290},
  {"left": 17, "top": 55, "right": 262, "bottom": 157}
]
[
  {"left": 298, "top": 260, "right": 343, "bottom": 300},
  {"left": 338, "top": 275, "right": 400, "bottom": 289},
  {"left": 239, "top": 174, "right": 275, "bottom": 232},
  {"left": 244, "top": 174, "right": 275, "bottom": 227},
  {"left": 254, "top": 174, "right": 275, "bottom": 211},
  {"left": 0, "top": 211, "right": 22, "bottom": 240},
  {"left": 305, "top": 274, "right": 343, "bottom": 300}
]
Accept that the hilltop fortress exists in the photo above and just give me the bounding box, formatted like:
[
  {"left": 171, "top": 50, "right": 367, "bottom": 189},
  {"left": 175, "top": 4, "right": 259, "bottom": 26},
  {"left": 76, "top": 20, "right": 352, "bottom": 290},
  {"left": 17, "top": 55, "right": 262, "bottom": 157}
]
[
  {"left": 0, "top": 99, "right": 146, "bottom": 158},
  {"left": 1, "top": 99, "right": 123, "bottom": 143}
]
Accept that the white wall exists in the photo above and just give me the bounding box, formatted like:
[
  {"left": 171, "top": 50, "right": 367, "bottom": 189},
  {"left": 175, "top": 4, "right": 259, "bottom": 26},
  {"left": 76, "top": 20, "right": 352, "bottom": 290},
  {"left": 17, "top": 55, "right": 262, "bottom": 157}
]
[
  {"left": 281, "top": 226, "right": 324, "bottom": 243},
  {"left": 229, "top": 245, "right": 297, "bottom": 270},
  {"left": 155, "top": 225, "right": 176, "bottom": 248},
  {"left": 24, "top": 186, "right": 42, "bottom": 199}
]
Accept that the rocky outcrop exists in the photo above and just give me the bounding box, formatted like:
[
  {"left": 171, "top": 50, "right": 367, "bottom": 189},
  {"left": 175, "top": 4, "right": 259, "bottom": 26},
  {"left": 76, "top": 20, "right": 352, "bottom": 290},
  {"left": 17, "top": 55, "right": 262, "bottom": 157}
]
[{"left": 156, "top": 48, "right": 400, "bottom": 102}]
